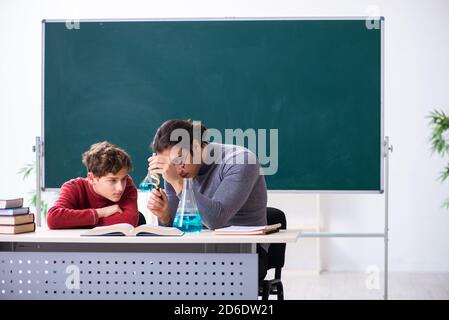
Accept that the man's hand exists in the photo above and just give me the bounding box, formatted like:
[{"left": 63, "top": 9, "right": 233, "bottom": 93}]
[
  {"left": 148, "top": 155, "right": 181, "bottom": 185},
  {"left": 147, "top": 188, "right": 170, "bottom": 225},
  {"left": 96, "top": 204, "right": 123, "bottom": 218}
]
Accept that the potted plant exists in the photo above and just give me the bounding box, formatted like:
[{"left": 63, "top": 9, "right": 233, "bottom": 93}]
[
  {"left": 17, "top": 161, "right": 48, "bottom": 220},
  {"left": 428, "top": 110, "right": 449, "bottom": 208}
]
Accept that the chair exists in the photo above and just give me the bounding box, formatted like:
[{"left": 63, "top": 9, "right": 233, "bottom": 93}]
[
  {"left": 138, "top": 211, "right": 147, "bottom": 226},
  {"left": 259, "top": 207, "right": 287, "bottom": 300}
]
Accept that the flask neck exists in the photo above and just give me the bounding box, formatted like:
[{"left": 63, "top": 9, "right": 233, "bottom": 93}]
[{"left": 182, "top": 178, "right": 193, "bottom": 192}]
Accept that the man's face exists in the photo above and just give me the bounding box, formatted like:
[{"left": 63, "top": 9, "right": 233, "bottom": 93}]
[
  {"left": 88, "top": 168, "right": 129, "bottom": 202},
  {"left": 159, "top": 146, "right": 202, "bottom": 179}
]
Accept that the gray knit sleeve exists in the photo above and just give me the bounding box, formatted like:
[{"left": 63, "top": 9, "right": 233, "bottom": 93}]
[
  {"left": 193, "top": 162, "right": 261, "bottom": 230},
  {"left": 158, "top": 180, "right": 179, "bottom": 226}
]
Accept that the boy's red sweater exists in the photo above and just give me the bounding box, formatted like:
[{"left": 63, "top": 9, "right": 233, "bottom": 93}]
[{"left": 46, "top": 176, "right": 139, "bottom": 229}]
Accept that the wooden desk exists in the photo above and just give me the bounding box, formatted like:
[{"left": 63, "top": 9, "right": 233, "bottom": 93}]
[{"left": 0, "top": 228, "right": 300, "bottom": 300}]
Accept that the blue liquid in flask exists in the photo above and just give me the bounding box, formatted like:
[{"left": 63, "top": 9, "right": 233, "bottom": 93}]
[
  {"left": 138, "top": 178, "right": 152, "bottom": 192},
  {"left": 173, "top": 212, "right": 203, "bottom": 233},
  {"left": 138, "top": 174, "right": 161, "bottom": 192}
]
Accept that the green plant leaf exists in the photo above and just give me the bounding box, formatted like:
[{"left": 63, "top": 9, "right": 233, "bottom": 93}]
[
  {"left": 17, "top": 162, "right": 36, "bottom": 181},
  {"left": 442, "top": 198, "right": 449, "bottom": 209},
  {"left": 17, "top": 161, "right": 48, "bottom": 220},
  {"left": 428, "top": 109, "right": 449, "bottom": 209},
  {"left": 428, "top": 110, "right": 449, "bottom": 156}
]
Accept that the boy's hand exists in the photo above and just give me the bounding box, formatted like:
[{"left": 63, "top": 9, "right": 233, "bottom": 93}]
[
  {"left": 96, "top": 204, "right": 123, "bottom": 218},
  {"left": 147, "top": 188, "right": 170, "bottom": 225}
]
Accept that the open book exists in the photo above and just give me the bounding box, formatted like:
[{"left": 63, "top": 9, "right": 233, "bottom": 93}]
[
  {"left": 214, "top": 223, "right": 282, "bottom": 235},
  {"left": 81, "top": 223, "right": 184, "bottom": 237}
]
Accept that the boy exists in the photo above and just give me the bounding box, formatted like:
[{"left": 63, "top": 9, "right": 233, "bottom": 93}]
[{"left": 47, "top": 141, "right": 139, "bottom": 229}]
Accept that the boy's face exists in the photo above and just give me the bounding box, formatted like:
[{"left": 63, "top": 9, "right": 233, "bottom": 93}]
[{"left": 88, "top": 168, "right": 129, "bottom": 202}]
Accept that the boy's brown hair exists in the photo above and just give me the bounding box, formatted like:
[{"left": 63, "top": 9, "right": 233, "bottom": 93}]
[{"left": 82, "top": 141, "right": 133, "bottom": 177}]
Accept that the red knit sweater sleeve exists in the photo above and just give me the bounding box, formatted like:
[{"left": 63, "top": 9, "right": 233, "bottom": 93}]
[
  {"left": 47, "top": 180, "right": 99, "bottom": 229},
  {"left": 97, "top": 177, "right": 139, "bottom": 227}
]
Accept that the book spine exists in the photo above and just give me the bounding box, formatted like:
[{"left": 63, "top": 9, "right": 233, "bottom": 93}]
[{"left": 0, "top": 208, "right": 29, "bottom": 215}]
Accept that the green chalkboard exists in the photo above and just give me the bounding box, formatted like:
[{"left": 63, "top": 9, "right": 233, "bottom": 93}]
[{"left": 43, "top": 19, "right": 383, "bottom": 191}]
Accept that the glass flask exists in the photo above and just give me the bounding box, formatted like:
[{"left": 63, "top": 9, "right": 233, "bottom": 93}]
[
  {"left": 138, "top": 174, "right": 161, "bottom": 192},
  {"left": 138, "top": 173, "right": 161, "bottom": 225},
  {"left": 173, "top": 178, "right": 203, "bottom": 233}
]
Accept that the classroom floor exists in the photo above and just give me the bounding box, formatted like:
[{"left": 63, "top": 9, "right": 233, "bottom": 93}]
[{"left": 267, "top": 270, "right": 449, "bottom": 300}]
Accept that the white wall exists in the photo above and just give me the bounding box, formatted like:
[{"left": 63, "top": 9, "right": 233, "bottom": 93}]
[{"left": 1, "top": 0, "right": 449, "bottom": 272}]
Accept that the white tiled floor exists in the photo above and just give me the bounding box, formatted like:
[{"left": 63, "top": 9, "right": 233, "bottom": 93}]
[{"left": 270, "top": 270, "right": 449, "bottom": 300}]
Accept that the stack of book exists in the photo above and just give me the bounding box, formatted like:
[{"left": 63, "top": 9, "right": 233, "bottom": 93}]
[{"left": 0, "top": 198, "right": 35, "bottom": 234}]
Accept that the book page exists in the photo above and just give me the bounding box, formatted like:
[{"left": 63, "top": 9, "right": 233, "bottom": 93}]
[
  {"left": 82, "top": 223, "right": 134, "bottom": 236},
  {"left": 214, "top": 224, "right": 281, "bottom": 234},
  {"left": 214, "top": 226, "right": 266, "bottom": 232},
  {"left": 131, "top": 224, "right": 183, "bottom": 236}
]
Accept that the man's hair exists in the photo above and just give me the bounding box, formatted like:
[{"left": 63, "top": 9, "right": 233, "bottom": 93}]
[
  {"left": 151, "top": 119, "right": 208, "bottom": 153},
  {"left": 82, "top": 141, "right": 133, "bottom": 177}
]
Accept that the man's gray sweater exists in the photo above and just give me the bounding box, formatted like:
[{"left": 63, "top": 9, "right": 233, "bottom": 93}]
[{"left": 163, "top": 143, "right": 268, "bottom": 242}]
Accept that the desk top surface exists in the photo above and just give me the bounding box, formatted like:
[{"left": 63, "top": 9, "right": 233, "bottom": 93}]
[{"left": 0, "top": 228, "right": 301, "bottom": 244}]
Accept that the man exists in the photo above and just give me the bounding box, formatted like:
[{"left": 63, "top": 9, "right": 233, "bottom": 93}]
[
  {"left": 47, "top": 141, "right": 138, "bottom": 229},
  {"left": 147, "top": 119, "right": 268, "bottom": 282}
]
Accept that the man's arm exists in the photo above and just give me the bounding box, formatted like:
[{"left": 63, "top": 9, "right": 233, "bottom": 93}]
[
  {"left": 47, "top": 182, "right": 99, "bottom": 229},
  {"left": 194, "top": 163, "right": 261, "bottom": 230},
  {"left": 158, "top": 181, "right": 179, "bottom": 226}
]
